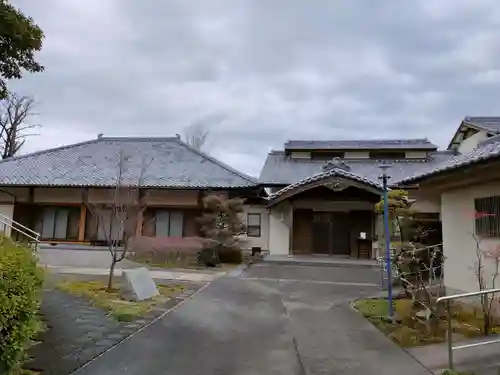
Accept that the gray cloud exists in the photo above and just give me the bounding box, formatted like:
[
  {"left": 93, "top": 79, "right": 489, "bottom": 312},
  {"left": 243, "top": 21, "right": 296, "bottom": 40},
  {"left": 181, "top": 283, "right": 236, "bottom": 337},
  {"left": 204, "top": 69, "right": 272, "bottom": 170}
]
[{"left": 7, "top": 0, "right": 500, "bottom": 176}]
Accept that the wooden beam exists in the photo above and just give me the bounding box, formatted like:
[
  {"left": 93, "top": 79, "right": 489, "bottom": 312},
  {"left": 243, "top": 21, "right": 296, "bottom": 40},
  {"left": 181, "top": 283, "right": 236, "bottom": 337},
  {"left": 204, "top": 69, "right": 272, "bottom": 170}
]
[{"left": 78, "top": 205, "right": 86, "bottom": 241}]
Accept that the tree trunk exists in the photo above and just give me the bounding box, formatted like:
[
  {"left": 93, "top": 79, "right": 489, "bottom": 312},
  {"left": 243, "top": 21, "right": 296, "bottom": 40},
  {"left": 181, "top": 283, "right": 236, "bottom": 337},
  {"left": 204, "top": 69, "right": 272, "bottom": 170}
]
[
  {"left": 107, "top": 252, "right": 117, "bottom": 292},
  {"left": 482, "top": 295, "right": 491, "bottom": 335}
]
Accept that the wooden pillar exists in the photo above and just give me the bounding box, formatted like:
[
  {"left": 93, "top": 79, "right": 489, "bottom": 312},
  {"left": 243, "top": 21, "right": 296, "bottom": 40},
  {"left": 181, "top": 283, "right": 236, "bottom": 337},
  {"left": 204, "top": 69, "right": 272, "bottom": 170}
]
[
  {"left": 136, "top": 210, "right": 143, "bottom": 236},
  {"left": 78, "top": 205, "right": 86, "bottom": 241}
]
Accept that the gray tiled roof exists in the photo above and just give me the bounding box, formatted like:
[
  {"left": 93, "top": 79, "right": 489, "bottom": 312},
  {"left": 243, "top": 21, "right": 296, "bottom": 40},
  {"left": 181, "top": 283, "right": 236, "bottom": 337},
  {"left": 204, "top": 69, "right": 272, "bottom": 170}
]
[
  {"left": 268, "top": 168, "right": 384, "bottom": 204},
  {"left": 259, "top": 150, "right": 455, "bottom": 186},
  {"left": 284, "top": 138, "right": 438, "bottom": 150},
  {"left": 0, "top": 137, "right": 258, "bottom": 188},
  {"left": 464, "top": 117, "right": 500, "bottom": 134},
  {"left": 400, "top": 138, "right": 500, "bottom": 184}
]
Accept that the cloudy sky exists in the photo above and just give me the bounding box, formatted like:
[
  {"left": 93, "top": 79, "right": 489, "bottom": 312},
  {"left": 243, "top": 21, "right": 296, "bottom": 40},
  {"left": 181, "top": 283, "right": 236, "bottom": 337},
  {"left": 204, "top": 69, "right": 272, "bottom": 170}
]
[{"left": 8, "top": 0, "right": 500, "bottom": 176}]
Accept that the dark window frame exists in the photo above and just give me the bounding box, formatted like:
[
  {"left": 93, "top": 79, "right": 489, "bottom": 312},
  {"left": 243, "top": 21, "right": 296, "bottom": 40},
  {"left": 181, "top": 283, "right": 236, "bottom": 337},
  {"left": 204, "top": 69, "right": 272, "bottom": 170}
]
[
  {"left": 38, "top": 206, "right": 80, "bottom": 241},
  {"left": 153, "top": 209, "right": 185, "bottom": 237},
  {"left": 369, "top": 151, "right": 407, "bottom": 160},
  {"left": 247, "top": 213, "right": 262, "bottom": 237},
  {"left": 310, "top": 151, "right": 345, "bottom": 160},
  {"left": 474, "top": 195, "right": 500, "bottom": 237}
]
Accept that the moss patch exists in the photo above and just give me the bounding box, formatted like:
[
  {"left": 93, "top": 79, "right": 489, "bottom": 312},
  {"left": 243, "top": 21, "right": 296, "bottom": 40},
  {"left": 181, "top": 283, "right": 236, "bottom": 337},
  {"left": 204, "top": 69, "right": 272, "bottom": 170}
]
[
  {"left": 56, "top": 280, "right": 185, "bottom": 322},
  {"left": 353, "top": 297, "right": 500, "bottom": 348},
  {"left": 129, "top": 254, "right": 203, "bottom": 270}
]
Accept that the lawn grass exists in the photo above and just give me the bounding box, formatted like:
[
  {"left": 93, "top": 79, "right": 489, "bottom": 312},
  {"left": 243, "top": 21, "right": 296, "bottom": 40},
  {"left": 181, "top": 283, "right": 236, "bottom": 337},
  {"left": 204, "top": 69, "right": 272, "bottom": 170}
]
[
  {"left": 353, "top": 297, "right": 499, "bottom": 348},
  {"left": 56, "top": 280, "right": 185, "bottom": 322}
]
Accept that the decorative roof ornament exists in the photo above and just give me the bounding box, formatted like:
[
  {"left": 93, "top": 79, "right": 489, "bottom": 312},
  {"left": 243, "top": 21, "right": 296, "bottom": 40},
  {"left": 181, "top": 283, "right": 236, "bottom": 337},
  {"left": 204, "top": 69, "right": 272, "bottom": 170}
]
[{"left": 323, "top": 157, "right": 351, "bottom": 172}]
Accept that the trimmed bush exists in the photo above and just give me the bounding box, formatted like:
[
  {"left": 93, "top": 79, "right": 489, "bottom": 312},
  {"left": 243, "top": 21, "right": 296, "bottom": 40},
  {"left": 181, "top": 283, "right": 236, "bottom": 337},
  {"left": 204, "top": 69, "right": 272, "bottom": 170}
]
[
  {"left": 0, "top": 237, "right": 44, "bottom": 374},
  {"left": 128, "top": 236, "right": 220, "bottom": 268},
  {"left": 217, "top": 247, "right": 243, "bottom": 264}
]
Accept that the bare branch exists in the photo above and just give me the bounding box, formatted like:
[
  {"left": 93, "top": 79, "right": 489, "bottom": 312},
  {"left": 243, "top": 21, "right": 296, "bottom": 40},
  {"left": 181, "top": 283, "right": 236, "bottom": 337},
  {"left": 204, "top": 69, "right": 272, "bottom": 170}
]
[
  {"left": 83, "top": 150, "right": 152, "bottom": 291},
  {"left": 183, "top": 122, "right": 210, "bottom": 152},
  {"left": 0, "top": 92, "right": 40, "bottom": 159}
]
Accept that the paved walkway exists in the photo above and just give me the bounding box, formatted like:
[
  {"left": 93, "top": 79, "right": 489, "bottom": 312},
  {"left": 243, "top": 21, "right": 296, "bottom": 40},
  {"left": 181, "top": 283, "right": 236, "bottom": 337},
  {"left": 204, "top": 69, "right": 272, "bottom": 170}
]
[
  {"left": 410, "top": 337, "right": 500, "bottom": 374},
  {"left": 27, "top": 277, "right": 204, "bottom": 375},
  {"left": 43, "top": 265, "right": 225, "bottom": 282},
  {"left": 73, "top": 263, "right": 431, "bottom": 375},
  {"left": 38, "top": 247, "right": 229, "bottom": 282}
]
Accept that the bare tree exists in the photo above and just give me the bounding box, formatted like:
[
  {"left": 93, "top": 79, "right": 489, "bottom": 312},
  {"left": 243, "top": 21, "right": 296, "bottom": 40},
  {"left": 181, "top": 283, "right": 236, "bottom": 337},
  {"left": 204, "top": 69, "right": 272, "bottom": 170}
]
[
  {"left": 0, "top": 92, "right": 38, "bottom": 159},
  {"left": 183, "top": 122, "right": 210, "bottom": 152},
  {"left": 84, "top": 151, "right": 151, "bottom": 291},
  {"left": 471, "top": 233, "right": 500, "bottom": 335}
]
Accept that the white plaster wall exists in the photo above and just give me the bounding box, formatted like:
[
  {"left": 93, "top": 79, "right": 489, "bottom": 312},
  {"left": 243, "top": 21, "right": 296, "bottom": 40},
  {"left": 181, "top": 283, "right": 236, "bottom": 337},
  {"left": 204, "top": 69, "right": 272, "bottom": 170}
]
[
  {"left": 0, "top": 204, "right": 14, "bottom": 237},
  {"left": 408, "top": 192, "right": 441, "bottom": 214},
  {"left": 239, "top": 205, "right": 269, "bottom": 251},
  {"left": 458, "top": 131, "right": 489, "bottom": 154},
  {"left": 269, "top": 202, "right": 292, "bottom": 255},
  {"left": 441, "top": 181, "right": 500, "bottom": 294}
]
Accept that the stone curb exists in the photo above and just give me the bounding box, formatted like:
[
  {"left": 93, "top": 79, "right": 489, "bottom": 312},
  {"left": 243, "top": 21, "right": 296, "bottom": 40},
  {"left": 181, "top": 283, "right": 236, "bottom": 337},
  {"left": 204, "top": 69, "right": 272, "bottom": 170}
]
[{"left": 262, "top": 259, "right": 380, "bottom": 269}]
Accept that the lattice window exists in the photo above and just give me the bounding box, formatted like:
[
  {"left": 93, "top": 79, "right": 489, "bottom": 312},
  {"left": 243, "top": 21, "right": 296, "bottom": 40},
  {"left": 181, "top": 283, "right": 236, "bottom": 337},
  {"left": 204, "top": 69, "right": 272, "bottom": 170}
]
[{"left": 474, "top": 196, "right": 500, "bottom": 237}]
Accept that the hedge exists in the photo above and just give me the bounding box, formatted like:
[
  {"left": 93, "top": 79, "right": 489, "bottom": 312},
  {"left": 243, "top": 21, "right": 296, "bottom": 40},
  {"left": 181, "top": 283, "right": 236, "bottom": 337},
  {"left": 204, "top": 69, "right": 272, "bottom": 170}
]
[{"left": 0, "top": 237, "right": 44, "bottom": 374}]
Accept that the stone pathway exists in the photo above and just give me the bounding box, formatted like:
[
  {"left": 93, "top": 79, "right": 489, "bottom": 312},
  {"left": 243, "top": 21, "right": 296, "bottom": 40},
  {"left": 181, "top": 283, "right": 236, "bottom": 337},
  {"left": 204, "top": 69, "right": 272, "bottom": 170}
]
[{"left": 25, "top": 280, "right": 205, "bottom": 375}]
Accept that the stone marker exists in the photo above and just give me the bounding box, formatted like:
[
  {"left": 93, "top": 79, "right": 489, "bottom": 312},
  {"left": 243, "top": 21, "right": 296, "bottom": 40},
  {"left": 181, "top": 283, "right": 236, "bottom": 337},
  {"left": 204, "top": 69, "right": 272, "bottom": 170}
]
[{"left": 121, "top": 267, "right": 159, "bottom": 301}]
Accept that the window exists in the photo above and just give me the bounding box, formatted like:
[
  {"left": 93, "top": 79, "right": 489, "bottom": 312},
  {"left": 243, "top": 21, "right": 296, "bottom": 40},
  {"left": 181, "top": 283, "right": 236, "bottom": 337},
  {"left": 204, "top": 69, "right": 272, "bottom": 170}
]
[
  {"left": 474, "top": 196, "right": 500, "bottom": 237},
  {"left": 369, "top": 151, "right": 406, "bottom": 160},
  {"left": 36, "top": 207, "right": 80, "bottom": 240},
  {"left": 247, "top": 213, "right": 261, "bottom": 237},
  {"left": 310, "top": 151, "right": 345, "bottom": 160},
  {"left": 155, "top": 210, "right": 184, "bottom": 237}
]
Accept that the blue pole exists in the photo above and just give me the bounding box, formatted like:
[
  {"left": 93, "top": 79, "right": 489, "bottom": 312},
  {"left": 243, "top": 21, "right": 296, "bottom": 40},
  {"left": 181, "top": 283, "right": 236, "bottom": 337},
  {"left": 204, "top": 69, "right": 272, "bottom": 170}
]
[{"left": 382, "top": 171, "right": 393, "bottom": 320}]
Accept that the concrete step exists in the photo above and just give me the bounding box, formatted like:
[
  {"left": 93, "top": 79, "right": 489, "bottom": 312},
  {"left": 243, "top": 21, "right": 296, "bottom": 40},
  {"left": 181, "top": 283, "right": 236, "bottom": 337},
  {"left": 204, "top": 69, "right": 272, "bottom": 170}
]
[{"left": 263, "top": 255, "right": 379, "bottom": 269}]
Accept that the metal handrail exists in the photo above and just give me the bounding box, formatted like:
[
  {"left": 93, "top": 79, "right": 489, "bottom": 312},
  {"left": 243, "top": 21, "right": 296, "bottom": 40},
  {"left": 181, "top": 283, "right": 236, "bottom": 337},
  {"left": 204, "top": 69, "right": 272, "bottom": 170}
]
[
  {"left": 0, "top": 212, "right": 39, "bottom": 238},
  {"left": 436, "top": 288, "right": 500, "bottom": 371},
  {"left": 0, "top": 213, "right": 40, "bottom": 251}
]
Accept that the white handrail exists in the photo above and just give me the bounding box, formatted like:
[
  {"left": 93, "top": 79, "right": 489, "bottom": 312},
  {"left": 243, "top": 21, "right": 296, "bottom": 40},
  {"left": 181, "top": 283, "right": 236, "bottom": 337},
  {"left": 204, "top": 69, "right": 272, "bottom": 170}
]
[
  {"left": 0, "top": 214, "right": 40, "bottom": 250},
  {"left": 0, "top": 212, "right": 39, "bottom": 237},
  {"left": 437, "top": 288, "right": 500, "bottom": 371}
]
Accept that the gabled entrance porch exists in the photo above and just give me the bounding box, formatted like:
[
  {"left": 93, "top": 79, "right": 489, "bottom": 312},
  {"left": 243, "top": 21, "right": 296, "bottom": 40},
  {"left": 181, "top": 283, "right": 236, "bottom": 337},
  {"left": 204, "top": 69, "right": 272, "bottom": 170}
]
[{"left": 267, "top": 162, "right": 384, "bottom": 259}]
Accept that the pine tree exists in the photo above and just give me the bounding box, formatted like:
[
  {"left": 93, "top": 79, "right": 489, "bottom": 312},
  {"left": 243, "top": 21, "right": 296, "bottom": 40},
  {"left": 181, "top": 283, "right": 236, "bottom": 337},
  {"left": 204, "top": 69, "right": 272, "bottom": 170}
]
[{"left": 198, "top": 194, "right": 245, "bottom": 250}]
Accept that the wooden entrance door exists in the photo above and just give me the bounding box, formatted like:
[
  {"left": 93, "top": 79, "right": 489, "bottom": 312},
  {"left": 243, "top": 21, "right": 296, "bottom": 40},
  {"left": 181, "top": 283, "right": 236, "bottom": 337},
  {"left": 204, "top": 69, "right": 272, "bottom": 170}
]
[
  {"left": 312, "top": 212, "right": 331, "bottom": 254},
  {"left": 312, "top": 212, "right": 350, "bottom": 255},
  {"left": 331, "top": 212, "right": 350, "bottom": 255}
]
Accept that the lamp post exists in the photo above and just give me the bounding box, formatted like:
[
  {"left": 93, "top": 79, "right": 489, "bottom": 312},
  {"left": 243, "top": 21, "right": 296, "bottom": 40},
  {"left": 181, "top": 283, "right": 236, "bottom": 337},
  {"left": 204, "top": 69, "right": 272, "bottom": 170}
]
[{"left": 379, "top": 165, "right": 393, "bottom": 321}]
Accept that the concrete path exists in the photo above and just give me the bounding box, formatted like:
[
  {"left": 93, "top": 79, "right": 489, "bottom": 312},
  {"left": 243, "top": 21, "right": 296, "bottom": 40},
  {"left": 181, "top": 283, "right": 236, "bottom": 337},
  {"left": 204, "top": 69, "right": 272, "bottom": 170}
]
[
  {"left": 37, "top": 247, "right": 228, "bottom": 282},
  {"left": 43, "top": 265, "right": 224, "bottom": 282},
  {"left": 410, "top": 337, "right": 500, "bottom": 374},
  {"left": 37, "top": 247, "right": 141, "bottom": 269},
  {"left": 71, "top": 263, "right": 431, "bottom": 375}
]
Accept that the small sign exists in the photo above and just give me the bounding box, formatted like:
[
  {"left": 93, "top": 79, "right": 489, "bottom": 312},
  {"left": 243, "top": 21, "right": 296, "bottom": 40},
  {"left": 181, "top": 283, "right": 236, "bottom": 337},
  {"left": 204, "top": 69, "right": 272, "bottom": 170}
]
[
  {"left": 121, "top": 267, "right": 159, "bottom": 301},
  {"left": 359, "top": 232, "right": 367, "bottom": 240}
]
